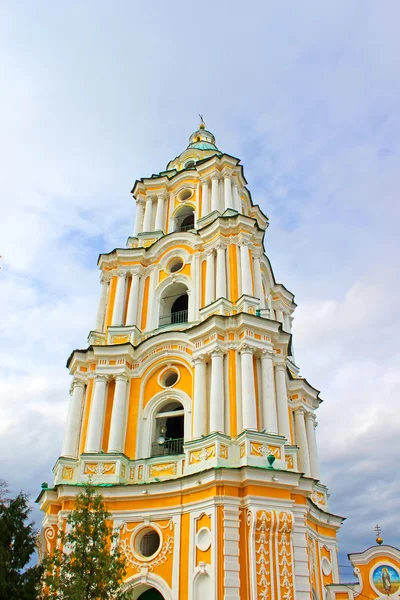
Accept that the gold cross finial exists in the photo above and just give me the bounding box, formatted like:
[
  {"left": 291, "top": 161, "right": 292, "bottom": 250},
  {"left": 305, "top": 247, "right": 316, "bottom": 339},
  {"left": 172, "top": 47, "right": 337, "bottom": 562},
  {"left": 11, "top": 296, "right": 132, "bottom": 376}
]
[
  {"left": 375, "top": 524, "right": 383, "bottom": 545},
  {"left": 198, "top": 114, "right": 206, "bottom": 129}
]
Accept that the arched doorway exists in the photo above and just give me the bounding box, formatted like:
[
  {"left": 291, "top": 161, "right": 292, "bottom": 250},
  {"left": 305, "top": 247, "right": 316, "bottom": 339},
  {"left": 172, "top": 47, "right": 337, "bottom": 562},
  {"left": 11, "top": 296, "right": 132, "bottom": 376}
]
[{"left": 138, "top": 590, "right": 164, "bottom": 599}]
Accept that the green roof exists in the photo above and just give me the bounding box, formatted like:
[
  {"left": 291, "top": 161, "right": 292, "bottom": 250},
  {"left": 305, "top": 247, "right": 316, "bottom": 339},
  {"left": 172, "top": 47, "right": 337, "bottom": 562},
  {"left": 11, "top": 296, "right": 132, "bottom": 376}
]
[{"left": 187, "top": 141, "right": 218, "bottom": 150}]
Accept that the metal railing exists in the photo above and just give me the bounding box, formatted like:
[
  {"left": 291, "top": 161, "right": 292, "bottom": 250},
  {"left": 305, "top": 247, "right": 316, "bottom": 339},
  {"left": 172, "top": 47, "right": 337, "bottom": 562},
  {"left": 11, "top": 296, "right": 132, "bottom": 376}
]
[
  {"left": 151, "top": 438, "right": 184, "bottom": 457},
  {"left": 178, "top": 222, "right": 195, "bottom": 232},
  {"left": 159, "top": 310, "right": 188, "bottom": 326}
]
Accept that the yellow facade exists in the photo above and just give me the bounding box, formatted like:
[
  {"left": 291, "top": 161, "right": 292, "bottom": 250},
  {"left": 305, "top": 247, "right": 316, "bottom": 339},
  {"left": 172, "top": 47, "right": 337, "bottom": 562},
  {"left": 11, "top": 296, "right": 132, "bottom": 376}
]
[{"left": 39, "top": 123, "right": 344, "bottom": 599}]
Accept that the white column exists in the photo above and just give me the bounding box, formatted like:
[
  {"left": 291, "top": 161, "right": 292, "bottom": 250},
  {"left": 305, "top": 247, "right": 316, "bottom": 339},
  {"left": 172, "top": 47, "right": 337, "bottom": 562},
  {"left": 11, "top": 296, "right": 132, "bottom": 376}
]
[
  {"left": 111, "top": 271, "right": 127, "bottom": 326},
  {"left": 133, "top": 200, "right": 145, "bottom": 235},
  {"left": 94, "top": 275, "right": 109, "bottom": 332},
  {"left": 62, "top": 381, "right": 85, "bottom": 457},
  {"left": 85, "top": 375, "right": 108, "bottom": 453},
  {"left": 143, "top": 196, "right": 153, "bottom": 232},
  {"left": 253, "top": 255, "right": 265, "bottom": 308},
  {"left": 205, "top": 250, "right": 215, "bottom": 305},
  {"left": 295, "top": 408, "right": 311, "bottom": 476},
  {"left": 232, "top": 181, "right": 240, "bottom": 212},
  {"left": 223, "top": 172, "right": 233, "bottom": 210},
  {"left": 210, "top": 349, "right": 225, "bottom": 432},
  {"left": 108, "top": 374, "right": 129, "bottom": 453},
  {"left": 260, "top": 350, "right": 278, "bottom": 433},
  {"left": 125, "top": 271, "right": 140, "bottom": 327},
  {"left": 240, "top": 243, "right": 253, "bottom": 296},
  {"left": 216, "top": 245, "right": 227, "bottom": 299},
  {"left": 193, "top": 356, "right": 207, "bottom": 438},
  {"left": 305, "top": 412, "right": 320, "bottom": 479},
  {"left": 274, "top": 363, "right": 291, "bottom": 441},
  {"left": 155, "top": 194, "right": 166, "bottom": 232},
  {"left": 201, "top": 180, "right": 209, "bottom": 217},
  {"left": 211, "top": 176, "right": 219, "bottom": 212},
  {"left": 240, "top": 346, "right": 257, "bottom": 430}
]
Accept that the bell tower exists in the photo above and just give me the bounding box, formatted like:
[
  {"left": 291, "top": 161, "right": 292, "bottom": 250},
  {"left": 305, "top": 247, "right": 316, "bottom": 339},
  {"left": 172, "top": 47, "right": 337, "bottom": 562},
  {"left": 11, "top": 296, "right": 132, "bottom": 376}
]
[{"left": 39, "top": 122, "right": 344, "bottom": 599}]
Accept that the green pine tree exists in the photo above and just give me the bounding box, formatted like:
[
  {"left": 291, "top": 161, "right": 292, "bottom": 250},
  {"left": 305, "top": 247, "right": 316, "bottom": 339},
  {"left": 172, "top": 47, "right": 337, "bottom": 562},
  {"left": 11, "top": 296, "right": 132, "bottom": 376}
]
[
  {"left": 0, "top": 486, "right": 42, "bottom": 600},
  {"left": 40, "top": 483, "right": 127, "bottom": 600}
]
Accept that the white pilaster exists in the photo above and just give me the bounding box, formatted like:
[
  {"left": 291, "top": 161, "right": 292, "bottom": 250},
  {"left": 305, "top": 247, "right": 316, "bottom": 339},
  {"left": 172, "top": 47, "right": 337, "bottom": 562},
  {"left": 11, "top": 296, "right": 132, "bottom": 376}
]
[
  {"left": 193, "top": 356, "right": 207, "bottom": 438},
  {"left": 143, "top": 196, "right": 153, "bottom": 232},
  {"left": 111, "top": 271, "right": 127, "bottom": 326},
  {"left": 146, "top": 266, "right": 157, "bottom": 330},
  {"left": 268, "top": 295, "right": 275, "bottom": 320},
  {"left": 133, "top": 200, "right": 145, "bottom": 235},
  {"left": 283, "top": 311, "right": 291, "bottom": 333},
  {"left": 201, "top": 180, "right": 210, "bottom": 217},
  {"left": 232, "top": 181, "right": 240, "bottom": 212},
  {"left": 295, "top": 408, "right": 311, "bottom": 476},
  {"left": 108, "top": 374, "right": 129, "bottom": 453},
  {"left": 292, "top": 505, "right": 312, "bottom": 600},
  {"left": 240, "top": 242, "right": 253, "bottom": 296},
  {"left": 192, "top": 254, "right": 200, "bottom": 320},
  {"left": 240, "top": 346, "right": 257, "bottom": 430},
  {"left": 211, "top": 175, "right": 219, "bottom": 212},
  {"left": 85, "top": 375, "right": 108, "bottom": 453},
  {"left": 305, "top": 412, "right": 320, "bottom": 479},
  {"left": 223, "top": 504, "right": 241, "bottom": 599},
  {"left": 223, "top": 172, "right": 233, "bottom": 210},
  {"left": 216, "top": 244, "right": 227, "bottom": 299},
  {"left": 260, "top": 350, "right": 278, "bottom": 433},
  {"left": 155, "top": 194, "right": 166, "bottom": 232},
  {"left": 62, "top": 381, "right": 85, "bottom": 458},
  {"left": 205, "top": 250, "right": 216, "bottom": 305},
  {"left": 210, "top": 349, "right": 225, "bottom": 432},
  {"left": 274, "top": 363, "right": 291, "bottom": 441},
  {"left": 253, "top": 255, "right": 265, "bottom": 308},
  {"left": 125, "top": 271, "right": 140, "bottom": 327},
  {"left": 275, "top": 307, "right": 284, "bottom": 324},
  {"left": 94, "top": 274, "right": 109, "bottom": 332}
]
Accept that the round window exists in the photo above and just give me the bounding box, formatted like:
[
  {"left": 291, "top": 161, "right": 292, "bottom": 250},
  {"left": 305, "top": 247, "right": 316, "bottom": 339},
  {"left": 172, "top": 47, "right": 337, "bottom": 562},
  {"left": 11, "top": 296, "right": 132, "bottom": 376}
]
[
  {"left": 168, "top": 257, "right": 184, "bottom": 274},
  {"left": 161, "top": 369, "right": 179, "bottom": 388},
  {"left": 134, "top": 527, "right": 161, "bottom": 559},
  {"left": 179, "top": 189, "right": 192, "bottom": 202}
]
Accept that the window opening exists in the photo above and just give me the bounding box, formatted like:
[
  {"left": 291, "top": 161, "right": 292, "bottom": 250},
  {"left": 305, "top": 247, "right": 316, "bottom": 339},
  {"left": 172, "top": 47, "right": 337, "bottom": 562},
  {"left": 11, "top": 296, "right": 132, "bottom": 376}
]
[
  {"left": 159, "top": 285, "right": 189, "bottom": 327},
  {"left": 152, "top": 401, "right": 184, "bottom": 457},
  {"left": 136, "top": 528, "right": 161, "bottom": 558}
]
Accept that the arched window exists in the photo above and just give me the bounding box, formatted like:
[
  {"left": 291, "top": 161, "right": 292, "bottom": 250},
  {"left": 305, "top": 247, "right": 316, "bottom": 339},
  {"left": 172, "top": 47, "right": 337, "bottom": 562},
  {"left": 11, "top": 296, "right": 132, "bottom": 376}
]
[
  {"left": 152, "top": 401, "right": 184, "bottom": 457},
  {"left": 159, "top": 282, "right": 189, "bottom": 326},
  {"left": 174, "top": 206, "right": 195, "bottom": 232}
]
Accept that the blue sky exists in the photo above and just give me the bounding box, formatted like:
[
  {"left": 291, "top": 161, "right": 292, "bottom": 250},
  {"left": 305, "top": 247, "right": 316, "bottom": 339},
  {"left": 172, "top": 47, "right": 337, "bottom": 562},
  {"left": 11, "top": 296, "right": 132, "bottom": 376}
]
[{"left": 1, "top": 0, "right": 399, "bottom": 570}]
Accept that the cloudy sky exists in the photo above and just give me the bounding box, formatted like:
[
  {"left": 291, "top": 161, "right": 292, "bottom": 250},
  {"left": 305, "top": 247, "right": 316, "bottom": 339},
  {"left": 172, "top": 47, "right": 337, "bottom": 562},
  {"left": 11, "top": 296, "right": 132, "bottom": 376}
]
[{"left": 1, "top": 0, "right": 399, "bottom": 570}]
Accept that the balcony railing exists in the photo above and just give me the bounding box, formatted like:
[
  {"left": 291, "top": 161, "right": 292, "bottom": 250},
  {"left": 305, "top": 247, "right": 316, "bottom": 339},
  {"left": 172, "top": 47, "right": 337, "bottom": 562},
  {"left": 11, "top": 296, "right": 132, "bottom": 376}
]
[
  {"left": 159, "top": 310, "right": 188, "bottom": 327},
  {"left": 178, "top": 223, "right": 195, "bottom": 232},
  {"left": 151, "top": 438, "right": 184, "bottom": 457}
]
